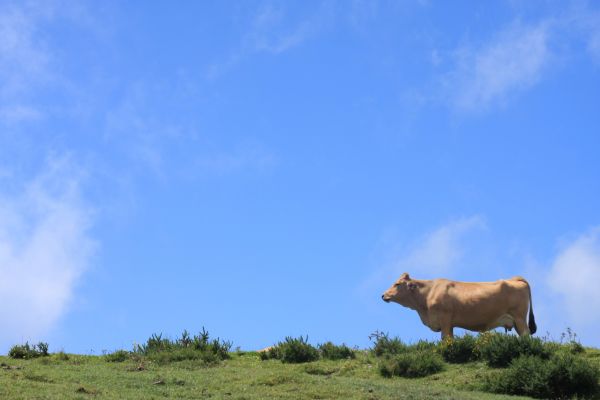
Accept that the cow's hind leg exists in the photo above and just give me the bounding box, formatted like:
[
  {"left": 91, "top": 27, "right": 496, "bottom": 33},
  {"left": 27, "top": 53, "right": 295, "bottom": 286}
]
[
  {"left": 514, "top": 318, "right": 530, "bottom": 336},
  {"left": 441, "top": 326, "right": 454, "bottom": 340}
]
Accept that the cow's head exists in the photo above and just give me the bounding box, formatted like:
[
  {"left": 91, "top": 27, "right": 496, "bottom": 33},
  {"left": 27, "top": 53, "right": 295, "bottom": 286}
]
[{"left": 381, "top": 272, "right": 419, "bottom": 305}]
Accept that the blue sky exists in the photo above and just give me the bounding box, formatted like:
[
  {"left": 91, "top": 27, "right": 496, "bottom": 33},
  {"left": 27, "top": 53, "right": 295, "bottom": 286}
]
[{"left": 1, "top": 0, "right": 599, "bottom": 354}]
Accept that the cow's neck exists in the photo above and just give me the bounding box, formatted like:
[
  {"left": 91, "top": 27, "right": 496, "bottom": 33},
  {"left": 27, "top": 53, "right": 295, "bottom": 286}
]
[
  {"left": 405, "top": 280, "right": 430, "bottom": 312},
  {"left": 407, "top": 280, "right": 434, "bottom": 328}
]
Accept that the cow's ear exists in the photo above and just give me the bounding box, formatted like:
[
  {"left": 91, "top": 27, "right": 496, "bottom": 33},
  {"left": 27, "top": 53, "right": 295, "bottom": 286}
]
[
  {"left": 408, "top": 282, "right": 418, "bottom": 291},
  {"left": 401, "top": 272, "right": 410, "bottom": 280}
]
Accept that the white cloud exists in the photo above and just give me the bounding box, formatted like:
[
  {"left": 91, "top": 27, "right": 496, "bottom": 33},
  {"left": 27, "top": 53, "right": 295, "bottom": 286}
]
[
  {"left": 589, "top": 31, "right": 600, "bottom": 62},
  {"left": 448, "top": 22, "right": 551, "bottom": 112},
  {"left": 436, "top": 2, "right": 600, "bottom": 112},
  {"left": 193, "top": 145, "right": 277, "bottom": 175},
  {"left": 361, "top": 216, "right": 486, "bottom": 297},
  {"left": 398, "top": 216, "right": 486, "bottom": 278},
  {"left": 548, "top": 228, "right": 600, "bottom": 326},
  {"left": 249, "top": 3, "right": 326, "bottom": 54},
  {"left": 578, "top": 9, "right": 600, "bottom": 64},
  {"left": 0, "top": 158, "right": 95, "bottom": 349},
  {"left": 0, "top": 2, "right": 51, "bottom": 97},
  {"left": 207, "top": 1, "right": 332, "bottom": 79},
  {"left": 0, "top": 3, "right": 50, "bottom": 125},
  {"left": 347, "top": 0, "right": 379, "bottom": 30},
  {"left": 103, "top": 81, "right": 278, "bottom": 181},
  {"left": 0, "top": 1, "right": 102, "bottom": 125},
  {"left": 0, "top": 104, "right": 42, "bottom": 124}
]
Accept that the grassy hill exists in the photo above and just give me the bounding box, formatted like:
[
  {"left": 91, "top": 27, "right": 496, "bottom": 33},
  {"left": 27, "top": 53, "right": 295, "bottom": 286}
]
[
  {"left": 1, "top": 333, "right": 599, "bottom": 399},
  {"left": 0, "top": 351, "right": 532, "bottom": 400}
]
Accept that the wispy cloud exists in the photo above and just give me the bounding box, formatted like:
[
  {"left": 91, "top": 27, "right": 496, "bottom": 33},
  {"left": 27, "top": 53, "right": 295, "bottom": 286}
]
[
  {"left": 103, "top": 81, "right": 278, "bottom": 181},
  {"left": 434, "top": 2, "right": 600, "bottom": 113},
  {"left": 548, "top": 227, "right": 600, "bottom": 326},
  {"left": 347, "top": 0, "right": 380, "bottom": 31},
  {"left": 445, "top": 22, "right": 552, "bottom": 112},
  {"left": 0, "top": 0, "right": 104, "bottom": 124},
  {"left": 0, "top": 104, "right": 42, "bottom": 124},
  {"left": 361, "top": 216, "right": 486, "bottom": 295},
  {"left": 0, "top": 157, "right": 96, "bottom": 349},
  {"left": 192, "top": 144, "right": 278, "bottom": 176},
  {"left": 589, "top": 30, "right": 600, "bottom": 62},
  {"left": 207, "top": 1, "right": 333, "bottom": 79},
  {"left": 575, "top": 5, "right": 600, "bottom": 64},
  {"left": 396, "top": 216, "right": 487, "bottom": 278},
  {"left": 0, "top": 1, "right": 52, "bottom": 122},
  {"left": 250, "top": 3, "right": 327, "bottom": 54}
]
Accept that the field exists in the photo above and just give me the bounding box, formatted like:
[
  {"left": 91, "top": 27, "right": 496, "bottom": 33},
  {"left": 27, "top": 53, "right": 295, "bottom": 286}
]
[
  {"left": 1, "top": 340, "right": 599, "bottom": 400},
  {"left": 0, "top": 351, "right": 525, "bottom": 400}
]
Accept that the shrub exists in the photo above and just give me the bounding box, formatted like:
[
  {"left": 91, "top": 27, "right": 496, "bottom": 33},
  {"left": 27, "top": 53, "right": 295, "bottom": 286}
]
[
  {"left": 105, "top": 350, "right": 130, "bottom": 362},
  {"left": 568, "top": 341, "right": 585, "bottom": 354},
  {"left": 476, "top": 332, "right": 551, "bottom": 368},
  {"left": 409, "top": 339, "right": 437, "bottom": 352},
  {"left": 484, "top": 355, "right": 550, "bottom": 398},
  {"left": 36, "top": 342, "right": 49, "bottom": 355},
  {"left": 278, "top": 336, "right": 319, "bottom": 363},
  {"left": 149, "top": 348, "right": 221, "bottom": 365},
  {"left": 304, "top": 364, "right": 339, "bottom": 375},
  {"left": 484, "top": 353, "right": 600, "bottom": 399},
  {"left": 8, "top": 345, "right": 28, "bottom": 359},
  {"left": 439, "top": 334, "right": 478, "bottom": 363},
  {"left": 259, "top": 336, "right": 319, "bottom": 363},
  {"left": 135, "top": 333, "right": 173, "bottom": 353},
  {"left": 319, "top": 342, "right": 355, "bottom": 360},
  {"left": 369, "top": 331, "right": 408, "bottom": 357},
  {"left": 258, "top": 346, "right": 281, "bottom": 361},
  {"left": 558, "top": 328, "right": 585, "bottom": 354},
  {"left": 549, "top": 352, "right": 599, "bottom": 398},
  {"left": 133, "top": 328, "right": 232, "bottom": 364},
  {"left": 379, "top": 351, "right": 445, "bottom": 378},
  {"left": 8, "top": 342, "right": 50, "bottom": 359}
]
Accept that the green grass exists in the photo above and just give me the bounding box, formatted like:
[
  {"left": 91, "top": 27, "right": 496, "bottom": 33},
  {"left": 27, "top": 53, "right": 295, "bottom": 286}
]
[
  {"left": 1, "top": 337, "right": 599, "bottom": 399},
  {"left": 0, "top": 350, "right": 569, "bottom": 400}
]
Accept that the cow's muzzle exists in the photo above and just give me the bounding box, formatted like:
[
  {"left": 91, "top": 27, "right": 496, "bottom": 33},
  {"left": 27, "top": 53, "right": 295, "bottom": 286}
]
[{"left": 381, "top": 294, "right": 390, "bottom": 303}]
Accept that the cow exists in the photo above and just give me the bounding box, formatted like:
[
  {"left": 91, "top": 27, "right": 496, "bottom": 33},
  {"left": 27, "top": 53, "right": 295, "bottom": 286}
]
[{"left": 381, "top": 273, "right": 536, "bottom": 339}]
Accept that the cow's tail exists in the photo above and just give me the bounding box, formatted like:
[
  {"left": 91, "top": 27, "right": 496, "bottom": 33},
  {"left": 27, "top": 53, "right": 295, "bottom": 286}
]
[
  {"left": 527, "top": 283, "right": 537, "bottom": 335},
  {"left": 513, "top": 277, "right": 537, "bottom": 335}
]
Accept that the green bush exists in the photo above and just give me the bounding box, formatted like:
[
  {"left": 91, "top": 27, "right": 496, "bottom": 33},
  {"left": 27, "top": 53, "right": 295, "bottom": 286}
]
[
  {"left": 369, "top": 331, "right": 408, "bottom": 357},
  {"left": 135, "top": 333, "right": 173, "bottom": 353},
  {"left": 484, "top": 355, "right": 550, "bottom": 398},
  {"left": 476, "top": 332, "right": 551, "bottom": 368},
  {"left": 318, "top": 342, "right": 355, "bottom": 360},
  {"left": 409, "top": 339, "right": 437, "bottom": 352},
  {"left": 548, "top": 352, "right": 599, "bottom": 399},
  {"left": 259, "top": 336, "right": 319, "bottom": 363},
  {"left": 559, "top": 327, "right": 585, "bottom": 354},
  {"left": 258, "top": 346, "right": 281, "bottom": 361},
  {"left": 439, "top": 334, "right": 478, "bottom": 363},
  {"left": 484, "top": 353, "right": 600, "bottom": 399},
  {"left": 133, "top": 328, "right": 232, "bottom": 364},
  {"left": 8, "top": 345, "right": 29, "bottom": 359},
  {"left": 379, "top": 351, "right": 445, "bottom": 378},
  {"left": 278, "top": 336, "right": 319, "bottom": 364},
  {"left": 148, "top": 348, "right": 221, "bottom": 365},
  {"left": 55, "top": 351, "right": 70, "bottom": 361},
  {"left": 105, "top": 350, "right": 130, "bottom": 362},
  {"left": 8, "top": 342, "right": 50, "bottom": 359},
  {"left": 568, "top": 341, "right": 585, "bottom": 354}
]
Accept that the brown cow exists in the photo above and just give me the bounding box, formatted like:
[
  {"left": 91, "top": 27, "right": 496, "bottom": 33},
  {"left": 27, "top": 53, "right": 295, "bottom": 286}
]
[{"left": 381, "top": 273, "right": 536, "bottom": 339}]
